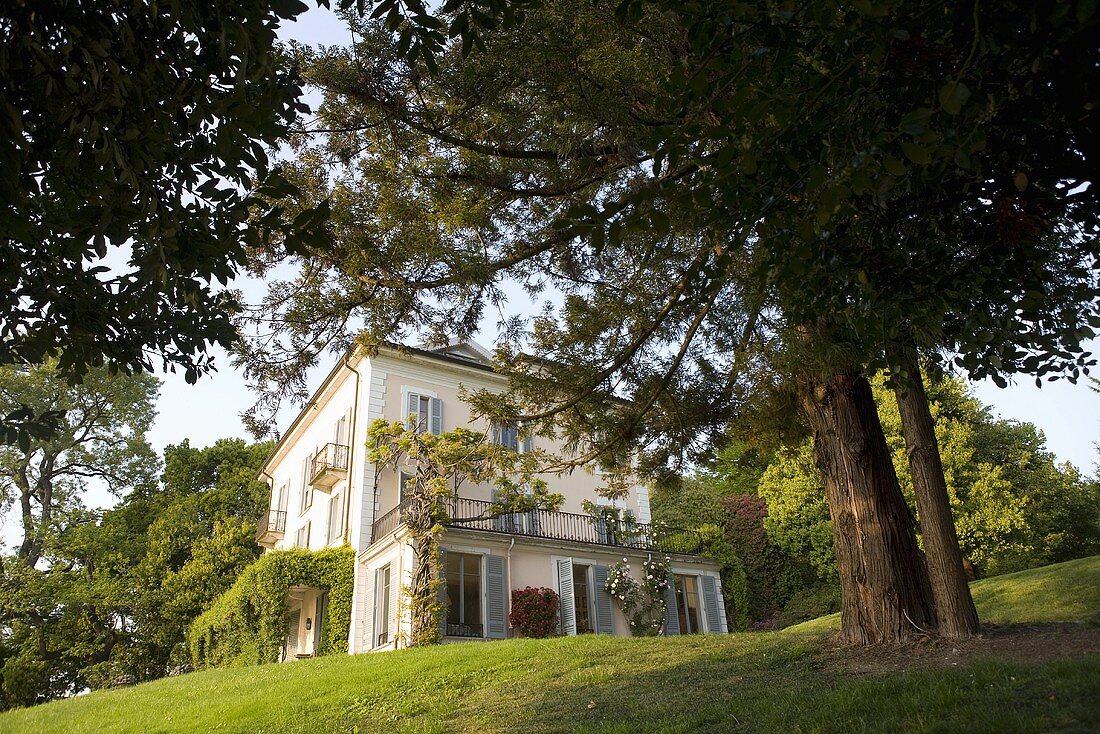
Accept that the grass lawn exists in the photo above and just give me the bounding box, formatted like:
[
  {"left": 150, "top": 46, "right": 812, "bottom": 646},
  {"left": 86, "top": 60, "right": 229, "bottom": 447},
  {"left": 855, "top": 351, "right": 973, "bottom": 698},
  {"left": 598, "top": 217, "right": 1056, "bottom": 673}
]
[{"left": 2, "top": 556, "right": 1097, "bottom": 734}]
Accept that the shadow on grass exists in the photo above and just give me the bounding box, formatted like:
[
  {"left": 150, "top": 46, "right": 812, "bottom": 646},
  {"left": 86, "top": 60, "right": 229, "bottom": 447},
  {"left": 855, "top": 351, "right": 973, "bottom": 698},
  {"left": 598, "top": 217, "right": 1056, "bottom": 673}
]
[{"left": 448, "top": 633, "right": 1100, "bottom": 734}]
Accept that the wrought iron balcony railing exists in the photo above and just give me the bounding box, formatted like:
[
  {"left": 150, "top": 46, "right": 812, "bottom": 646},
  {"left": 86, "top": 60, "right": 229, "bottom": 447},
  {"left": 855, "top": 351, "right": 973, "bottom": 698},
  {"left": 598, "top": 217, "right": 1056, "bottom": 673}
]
[
  {"left": 309, "top": 443, "right": 349, "bottom": 489},
  {"left": 369, "top": 496, "right": 705, "bottom": 555},
  {"left": 256, "top": 509, "right": 287, "bottom": 542}
]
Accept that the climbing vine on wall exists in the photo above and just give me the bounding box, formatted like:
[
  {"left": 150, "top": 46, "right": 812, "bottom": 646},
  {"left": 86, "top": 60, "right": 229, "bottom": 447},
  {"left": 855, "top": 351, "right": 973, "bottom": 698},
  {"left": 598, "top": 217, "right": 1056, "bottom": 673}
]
[
  {"left": 604, "top": 555, "right": 671, "bottom": 636},
  {"left": 367, "top": 419, "right": 563, "bottom": 646},
  {"left": 187, "top": 546, "right": 354, "bottom": 668}
]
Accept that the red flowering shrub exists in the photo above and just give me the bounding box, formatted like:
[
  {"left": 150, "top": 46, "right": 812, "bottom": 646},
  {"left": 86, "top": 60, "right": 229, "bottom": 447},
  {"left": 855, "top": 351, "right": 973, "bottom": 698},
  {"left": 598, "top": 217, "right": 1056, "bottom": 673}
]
[{"left": 508, "top": 586, "right": 560, "bottom": 638}]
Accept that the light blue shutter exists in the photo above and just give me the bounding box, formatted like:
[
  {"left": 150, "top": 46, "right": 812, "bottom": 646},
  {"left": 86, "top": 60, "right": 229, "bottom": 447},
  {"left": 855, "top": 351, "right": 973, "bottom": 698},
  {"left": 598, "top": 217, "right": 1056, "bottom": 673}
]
[
  {"left": 700, "top": 575, "right": 723, "bottom": 633},
  {"left": 593, "top": 565, "right": 614, "bottom": 635},
  {"left": 486, "top": 555, "right": 507, "bottom": 639},
  {"left": 663, "top": 573, "right": 680, "bottom": 636},
  {"left": 430, "top": 397, "right": 443, "bottom": 435},
  {"left": 363, "top": 566, "right": 375, "bottom": 649},
  {"left": 389, "top": 564, "right": 400, "bottom": 643},
  {"left": 288, "top": 609, "right": 301, "bottom": 655},
  {"left": 407, "top": 392, "right": 420, "bottom": 431},
  {"left": 557, "top": 559, "right": 576, "bottom": 636},
  {"left": 522, "top": 433, "right": 533, "bottom": 453},
  {"left": 438, "top": 549, "right": 448, "bottom": 637}
]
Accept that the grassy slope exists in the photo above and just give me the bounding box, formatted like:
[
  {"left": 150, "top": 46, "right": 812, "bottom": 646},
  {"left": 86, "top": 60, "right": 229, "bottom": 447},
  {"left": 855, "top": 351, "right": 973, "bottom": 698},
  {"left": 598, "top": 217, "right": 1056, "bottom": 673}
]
[{"left": 3, "top": 556, "right": 1098, "bottom": 734}]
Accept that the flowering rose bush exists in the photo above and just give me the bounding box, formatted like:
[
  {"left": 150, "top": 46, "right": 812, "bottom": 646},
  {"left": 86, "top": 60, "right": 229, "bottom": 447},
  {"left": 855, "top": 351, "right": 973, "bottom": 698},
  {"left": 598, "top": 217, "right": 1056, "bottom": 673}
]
[
  {"left": 604, "top": 555, "right": 671, "bottom": 636},
  {"left": 509, "top": 586, "right": 560, "bottom": 638}
]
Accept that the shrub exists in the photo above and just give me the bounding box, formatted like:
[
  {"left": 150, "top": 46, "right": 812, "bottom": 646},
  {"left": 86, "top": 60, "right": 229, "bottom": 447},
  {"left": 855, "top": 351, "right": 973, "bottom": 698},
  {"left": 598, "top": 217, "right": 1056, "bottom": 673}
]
[
  {"left": 509, "top": 587, "right": 560, "bottom": 638},
  {"left": 187, "top": 546, "right": 353, "bottom": 669}
]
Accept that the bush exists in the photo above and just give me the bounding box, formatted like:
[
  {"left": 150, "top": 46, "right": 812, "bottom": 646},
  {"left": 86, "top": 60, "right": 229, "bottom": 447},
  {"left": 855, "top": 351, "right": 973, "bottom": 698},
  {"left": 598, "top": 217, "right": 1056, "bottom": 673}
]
[
  {"left": 187, "top": 546, "right": 353, "bottom": 669},
  {"left": 509, "top": 587, "right": 560, "bottom": 638}
]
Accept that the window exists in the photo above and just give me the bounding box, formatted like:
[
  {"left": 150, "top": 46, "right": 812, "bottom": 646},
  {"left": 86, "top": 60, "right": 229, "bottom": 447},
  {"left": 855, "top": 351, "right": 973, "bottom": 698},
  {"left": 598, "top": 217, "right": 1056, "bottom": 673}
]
[
  {"left": 375, "top": 565, "right": 391, "bottom": 646},
  {"left": 573, "top": 564, "right": 593, "bottom": 634},
  {"left": 492, "top": 421, "right": 533, "bottom": 452},
  {"left": 327, "top": 492, "right": 344, "bottom": 545},
  {"left": 673, "top": 574, "right": 702, "bottom": 634},
  {"left": 406, "top": 391, "right": 442, "bottom": 435},
  {"left": 295, "top": 522, "right": 311, "bottom": 549},
  {"left": 446, "top": 552, "right": 482, "bottom": 637},
  {"left": 300, "top": 454, "right": 313, "bottom": 513},
  {"left": 399, "top": 471, "right": 414, "bottom": 503}
]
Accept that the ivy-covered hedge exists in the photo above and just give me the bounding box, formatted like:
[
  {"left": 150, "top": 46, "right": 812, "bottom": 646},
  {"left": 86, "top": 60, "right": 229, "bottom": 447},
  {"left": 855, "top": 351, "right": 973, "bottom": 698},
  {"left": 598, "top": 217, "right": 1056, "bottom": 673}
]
[{"left": 187, "top": 546, "right": 354, "bottom": 669}]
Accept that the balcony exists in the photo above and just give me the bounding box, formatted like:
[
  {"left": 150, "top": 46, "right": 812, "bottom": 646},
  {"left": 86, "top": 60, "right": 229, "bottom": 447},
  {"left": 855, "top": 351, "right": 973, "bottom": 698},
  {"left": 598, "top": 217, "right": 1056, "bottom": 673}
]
[
  {"left": 370, "top": 496, "right": 705, "bottom": 555},
  {"left": 309, "top": 443, "right": 349, "bottom": 491},
  {"left": 257, "top": 509, "right": 287, "bottom": 544}
]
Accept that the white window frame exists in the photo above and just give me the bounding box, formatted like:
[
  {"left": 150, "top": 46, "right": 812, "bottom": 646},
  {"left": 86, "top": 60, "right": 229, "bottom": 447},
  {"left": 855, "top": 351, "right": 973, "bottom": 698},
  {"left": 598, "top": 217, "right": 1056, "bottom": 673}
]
[
  {"left": 444, "top": 551, "right": 487, "bottom": 638},
  {"left": 670, "top": 570, "right": 706, "bottom": 634},
  {"left": 400, "top": 386, "right": 441, "bottom": 435}
]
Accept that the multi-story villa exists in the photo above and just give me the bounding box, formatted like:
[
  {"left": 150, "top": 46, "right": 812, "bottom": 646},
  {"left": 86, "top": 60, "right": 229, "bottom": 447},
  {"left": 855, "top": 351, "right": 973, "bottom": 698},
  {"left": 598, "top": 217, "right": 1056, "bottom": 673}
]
[{"left": 254, "top": 341, "right": 727, "bottom": 657}]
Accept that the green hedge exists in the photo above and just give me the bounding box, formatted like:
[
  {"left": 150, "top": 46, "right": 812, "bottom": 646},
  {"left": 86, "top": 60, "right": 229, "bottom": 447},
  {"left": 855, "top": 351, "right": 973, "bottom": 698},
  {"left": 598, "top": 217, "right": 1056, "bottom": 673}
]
[{"left": 187, "top": 546, "right": 354, "bottom": 669}]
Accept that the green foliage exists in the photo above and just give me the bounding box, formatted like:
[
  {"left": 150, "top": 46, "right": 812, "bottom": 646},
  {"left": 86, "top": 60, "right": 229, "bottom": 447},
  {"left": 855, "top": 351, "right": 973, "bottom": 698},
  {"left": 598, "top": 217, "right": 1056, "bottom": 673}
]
[
  {"left": 755, "top": 373, "right": 1100, "bottom": 578},
  {"left": 188, "top": 547, "right": 354, "bottom": 669},
  {"left": 694, "top": 523, "right": 749, "bottom": 632},
  {"left": 0, "top": 416, "right": 271, "bottom": 708},
  {"left": 0, "top": 363, "right": 159, "bottom": 708},
  {"left": 755, "top": 444, "right": 837, "bottom": 579},
  {"left": 1, "top": 0, "right": 311, "bottom": 381}
]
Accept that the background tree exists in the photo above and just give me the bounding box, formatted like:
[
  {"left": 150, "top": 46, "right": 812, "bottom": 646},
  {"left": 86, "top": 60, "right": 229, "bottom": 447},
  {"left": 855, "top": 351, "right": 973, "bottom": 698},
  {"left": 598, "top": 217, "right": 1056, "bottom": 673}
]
[
  {"left": 0, "top": 0, "right": 313, "bottom": 396},
  {"left": 0, "top": 364, "right": 270, "bottom": 706},
  {"left": 0, "top": 364, "right": 158, "bottom": 706}
]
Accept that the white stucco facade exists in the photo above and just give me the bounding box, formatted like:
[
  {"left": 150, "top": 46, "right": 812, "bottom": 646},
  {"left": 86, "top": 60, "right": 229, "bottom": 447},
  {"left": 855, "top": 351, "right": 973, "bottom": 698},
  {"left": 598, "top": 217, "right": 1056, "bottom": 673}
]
[{"left": 255, "top": 342, "right": 726, "bottom": 657}]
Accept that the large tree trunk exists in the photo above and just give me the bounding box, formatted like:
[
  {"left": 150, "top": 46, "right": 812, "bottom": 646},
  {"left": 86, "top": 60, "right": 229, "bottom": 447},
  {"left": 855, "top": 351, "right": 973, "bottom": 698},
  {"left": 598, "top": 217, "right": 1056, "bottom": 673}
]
[
  {"left": 797, "top": 368, "right": 937, "bottom": 645},
  {"left": 889, "top": 345, "right": 980, "bottom": 638}
]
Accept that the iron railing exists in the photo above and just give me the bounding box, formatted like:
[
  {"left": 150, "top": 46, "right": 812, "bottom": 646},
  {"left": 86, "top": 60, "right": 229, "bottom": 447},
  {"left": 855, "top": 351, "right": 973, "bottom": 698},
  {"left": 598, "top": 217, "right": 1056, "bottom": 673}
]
[
  {"left": 310, "top": 442, "right": 349, "bottom": 482},
  {"left": 369, "top": 496, "right": 705, "bottom": 554},
  {"left": 257, "top": 509, "right": 287, "bottom": 539}
]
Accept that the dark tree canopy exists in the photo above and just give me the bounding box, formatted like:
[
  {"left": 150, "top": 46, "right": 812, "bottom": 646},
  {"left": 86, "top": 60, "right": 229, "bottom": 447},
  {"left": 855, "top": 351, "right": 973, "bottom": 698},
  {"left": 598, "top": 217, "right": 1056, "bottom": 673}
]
[
  {"left": 0, "top": 0, "right": 311, "bottom": 383},
  {"left": 245, "top": 0, "right": 1098, "bottom": 461}
]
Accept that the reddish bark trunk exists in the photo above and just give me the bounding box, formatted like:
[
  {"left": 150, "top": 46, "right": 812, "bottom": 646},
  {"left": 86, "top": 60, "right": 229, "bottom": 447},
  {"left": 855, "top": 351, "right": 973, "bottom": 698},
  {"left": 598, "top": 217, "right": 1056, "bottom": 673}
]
[
  {"left": 797, "top": 369, "right": 937, "bottom": 644},
  {"left": 889, "top": 346, "right": 980, "bottom": 638}
]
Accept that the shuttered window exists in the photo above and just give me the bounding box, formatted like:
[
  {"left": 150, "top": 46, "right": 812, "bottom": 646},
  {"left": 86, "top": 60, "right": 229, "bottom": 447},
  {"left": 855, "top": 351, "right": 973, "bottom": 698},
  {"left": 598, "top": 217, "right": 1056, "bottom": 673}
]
[
  {"left": 327, "top": 492, "right": 344, "bottom": 545},
  {"left": 375, "top": 565, "right": 391, "bottom": 646},
  {"left": 300, "top": 454, "right": 313, "bottom": 512},
  {"left": 673, "top": 574, "right": 702, "bottom": 634},
  {"left": 296, "top": 522, "right": 310, "bottom": 549},
  {"left": 700, "top": 575, "right": 723, "bottom": 633},
  {"left": 406, "top": 392, "right": 443, "bottom": 435},
  {"left": 573, "top": 564, "right": 593, "bottom": 634},
  {"left": 557, "top": 558, "right": 576, "bottom": 636}
]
